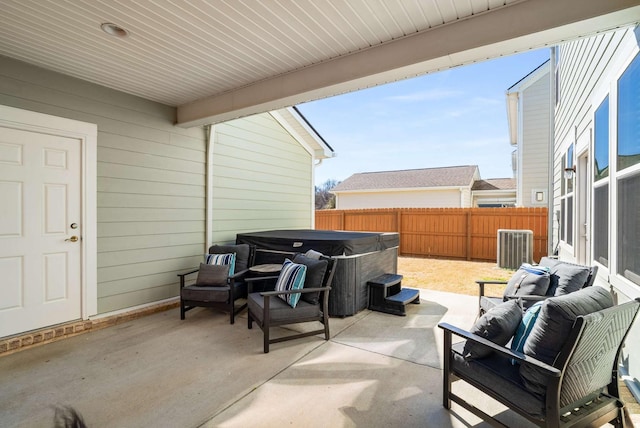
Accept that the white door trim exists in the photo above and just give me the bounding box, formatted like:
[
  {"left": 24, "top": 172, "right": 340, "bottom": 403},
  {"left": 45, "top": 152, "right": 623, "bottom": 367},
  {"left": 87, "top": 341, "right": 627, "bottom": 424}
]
[{"left": 0, "top": 105, "right": 97, "bottom": 319}]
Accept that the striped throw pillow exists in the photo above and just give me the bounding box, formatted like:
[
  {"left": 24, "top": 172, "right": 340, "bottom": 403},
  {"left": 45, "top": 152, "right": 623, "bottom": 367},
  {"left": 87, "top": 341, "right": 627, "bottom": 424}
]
[
  {"left": 275, "top": 259, "right": 307, "bottom": 308},
  {"left": 204, "top": 253, "right": 236, "bottom": 276}
]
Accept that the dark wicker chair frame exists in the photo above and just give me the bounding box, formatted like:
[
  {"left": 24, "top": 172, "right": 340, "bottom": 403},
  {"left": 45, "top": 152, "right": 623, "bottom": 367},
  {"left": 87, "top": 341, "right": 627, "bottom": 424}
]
[
  {"left": 477, "top": 263, "right": 598, "bottom": 317},
  {"left": 439, "top": 298, "right": 640, "bottom": 428},
  {"left": 246, "top": 255, "right": 336, "bottom": 353},
  {"left": 178, "top": 245, "right": 255, "bottom": 325}
]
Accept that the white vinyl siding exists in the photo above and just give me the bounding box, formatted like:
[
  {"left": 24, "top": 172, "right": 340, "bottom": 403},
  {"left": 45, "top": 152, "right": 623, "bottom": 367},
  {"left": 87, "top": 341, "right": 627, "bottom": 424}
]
[
  {"left": 210, "top": 113, "right": 313, "bottom": 243},
  {"left": 553, "top": 28, "right": 634, "bottom": 260},
  {"left": 554, "top": 27, "right": 640, "bottom": 396},
  {"left": 336, "top": 189, "right": 464, "bottom": 209},
  {"left": 521, "top": 71, "right": 551, "bottom": 207},
  {"left": 0, "top": 56, "right": 206, "bottom": 314},
  {"left": 552, "top": 30, "right": 629, "bottom": 255}
]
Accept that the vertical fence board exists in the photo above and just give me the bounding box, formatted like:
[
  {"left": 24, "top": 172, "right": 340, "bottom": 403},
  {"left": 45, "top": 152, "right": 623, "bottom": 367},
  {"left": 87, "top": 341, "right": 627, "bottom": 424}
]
[{"left": 316, "top": 207, "right": 548, "bottom": 262}]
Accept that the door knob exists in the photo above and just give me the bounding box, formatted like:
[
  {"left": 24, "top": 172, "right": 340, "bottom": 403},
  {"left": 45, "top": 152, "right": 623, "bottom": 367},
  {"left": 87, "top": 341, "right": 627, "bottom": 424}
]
[{"left": 65, "top": 236, "right": 79, "bottom": 242}]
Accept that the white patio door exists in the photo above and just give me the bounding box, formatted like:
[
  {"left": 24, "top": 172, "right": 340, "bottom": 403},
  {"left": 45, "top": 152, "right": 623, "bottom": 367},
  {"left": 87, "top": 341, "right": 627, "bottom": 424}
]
[{"left": 0, "top": 126, "right": 82, "bottom": 337}]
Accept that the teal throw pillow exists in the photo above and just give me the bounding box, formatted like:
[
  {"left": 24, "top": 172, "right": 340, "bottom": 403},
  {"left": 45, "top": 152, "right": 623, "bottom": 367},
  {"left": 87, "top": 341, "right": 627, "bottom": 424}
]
[
  {"left": 275, "top": 259, "right": 307, "bottom": 308},
  {"left": 510, "top": 301, "right": 544, "bottom": 364},
  {"left": 205, "top": 253, "right": 236, "bottom": 276}
]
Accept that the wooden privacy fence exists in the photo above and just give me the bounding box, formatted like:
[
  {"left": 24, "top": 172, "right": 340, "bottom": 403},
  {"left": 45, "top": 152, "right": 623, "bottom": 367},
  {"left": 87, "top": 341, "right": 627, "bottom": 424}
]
[{"left": 315, "top": 207, "right": 548, "bottom": 263}]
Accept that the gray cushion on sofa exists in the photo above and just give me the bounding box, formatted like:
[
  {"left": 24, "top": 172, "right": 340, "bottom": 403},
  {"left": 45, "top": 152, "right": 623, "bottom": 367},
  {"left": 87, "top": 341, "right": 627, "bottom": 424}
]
[
  {"left": 503, "top": 268, "right": 550, "bottom": 302},
  {"left": 464, "top": 300, "right": 522, "bottom": 359},
  {"left": 538, "top": 257, "right": 590, "bottom": 296},
  {"left": 520, "top": 286, "right": 613, "bottom": 395},
  {"left": 451, "top": 342, "right": 545, "bottom": 418}
]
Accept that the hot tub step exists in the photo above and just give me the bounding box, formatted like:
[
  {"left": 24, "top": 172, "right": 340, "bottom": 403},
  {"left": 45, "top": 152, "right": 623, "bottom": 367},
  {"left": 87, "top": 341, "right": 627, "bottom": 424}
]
[
  {"left": 386, "top": 288, "right": 420, "bottom": 305},
  {"left": 368, "top": 274, "right": 420, "bottom": 316}
]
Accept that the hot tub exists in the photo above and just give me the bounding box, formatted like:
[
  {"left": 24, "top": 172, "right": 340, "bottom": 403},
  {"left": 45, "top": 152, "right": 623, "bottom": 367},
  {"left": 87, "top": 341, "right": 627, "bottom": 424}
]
[{"left": 236, "top": 229, "right": 399, "bottom": 317}]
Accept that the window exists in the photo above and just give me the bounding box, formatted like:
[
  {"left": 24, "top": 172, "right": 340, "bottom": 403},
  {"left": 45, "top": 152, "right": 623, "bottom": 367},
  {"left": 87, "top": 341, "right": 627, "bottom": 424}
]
[
  {"left": 593, "top": 97, "right": 609, "bottom": 266},
  {"left": 560, "top": 146, "right": 574, "bottom": 246},
  {"left": 617, "top": 176, "right": 640, "bottom": 283},
  {"left": 616, "top": 52, "right": 640, "bottom": 285},
  {"left": 617, "top": 53, "right": 640, "bottom": 172}
]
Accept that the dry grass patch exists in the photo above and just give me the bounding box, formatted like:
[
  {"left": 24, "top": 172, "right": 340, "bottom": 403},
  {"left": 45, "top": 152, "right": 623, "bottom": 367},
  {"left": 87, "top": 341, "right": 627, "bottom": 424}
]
[{"left": 398, "top": 256, "right": 515, "bottom": 296}]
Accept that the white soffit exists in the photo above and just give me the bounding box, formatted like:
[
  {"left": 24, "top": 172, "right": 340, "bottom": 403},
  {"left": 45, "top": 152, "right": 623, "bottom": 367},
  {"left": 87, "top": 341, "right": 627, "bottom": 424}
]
[{"left": 0, "top": 0, "right": 639, "bottom": 128}]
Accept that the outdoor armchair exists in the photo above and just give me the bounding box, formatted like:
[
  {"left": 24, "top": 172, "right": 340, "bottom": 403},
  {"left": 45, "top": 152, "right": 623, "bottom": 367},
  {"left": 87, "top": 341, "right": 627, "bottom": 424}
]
[
  {"left": 478, "top": 257, "right": 597, "bottom": 317},
  {"left": 178, "top": 244, "right": 256, "bottom": 324},
  {"left": 439, "top": 287, "right": 640, "bottom": 428},
  {"left": 246, "top": 253, "right": 336, "bottom": 353}
]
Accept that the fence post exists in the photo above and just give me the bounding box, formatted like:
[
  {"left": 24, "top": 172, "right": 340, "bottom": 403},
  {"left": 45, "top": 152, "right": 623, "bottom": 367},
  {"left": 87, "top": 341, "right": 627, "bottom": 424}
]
[
  {"left": 466, "top": 211, "right": 472, "bottom": 261},
  {"left": 396, "top": 209, "right": 402, "bottom": 256}
]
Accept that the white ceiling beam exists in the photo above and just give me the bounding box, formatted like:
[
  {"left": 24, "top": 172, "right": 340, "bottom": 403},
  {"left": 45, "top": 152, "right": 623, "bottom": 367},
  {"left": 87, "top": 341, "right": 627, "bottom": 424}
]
[{"left": 177, "top": 0, "right": 640, "bottom": 127}]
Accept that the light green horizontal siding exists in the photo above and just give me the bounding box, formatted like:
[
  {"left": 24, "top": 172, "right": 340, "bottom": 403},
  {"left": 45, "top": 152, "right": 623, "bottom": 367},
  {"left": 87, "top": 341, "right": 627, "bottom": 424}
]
[
  {"left": 0, "top": 55, "right": 206, "bottom": 314},
  {"left": 521, "top": 70, "right": 550, "bottom": 207},
  {"left": 211, "top": 113, "right": 313, "bottom": 243}
]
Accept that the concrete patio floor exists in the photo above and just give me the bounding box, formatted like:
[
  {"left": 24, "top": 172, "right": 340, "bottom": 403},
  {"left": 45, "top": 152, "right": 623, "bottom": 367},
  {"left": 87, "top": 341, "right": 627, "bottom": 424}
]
[{"left": 0, "top": 290, "right": 633, "bottom": 427}]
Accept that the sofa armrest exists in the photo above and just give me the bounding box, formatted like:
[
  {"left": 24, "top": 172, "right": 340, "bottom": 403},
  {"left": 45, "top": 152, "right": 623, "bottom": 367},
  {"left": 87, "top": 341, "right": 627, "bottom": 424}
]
[
  {"left": 438, "top": 322, "right": 561, "bottom": 377},
  {"left": 476, "top": 280, "right": 508, "bottom": 298},
  {"left": 230, "top": 268, "right": 250, "bottom": 280},
  {"left": 246, "top": 275, "right": 279, "bottom": 293}
]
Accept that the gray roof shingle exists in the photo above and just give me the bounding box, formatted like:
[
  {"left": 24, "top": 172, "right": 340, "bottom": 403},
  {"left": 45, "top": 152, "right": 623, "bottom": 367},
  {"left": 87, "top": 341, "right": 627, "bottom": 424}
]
[
  {"left": 471, "top": 178, "right": 516, "bottom": 191},
  {"left": 332, "top": 165, "right": 479, "bottom": 192}
]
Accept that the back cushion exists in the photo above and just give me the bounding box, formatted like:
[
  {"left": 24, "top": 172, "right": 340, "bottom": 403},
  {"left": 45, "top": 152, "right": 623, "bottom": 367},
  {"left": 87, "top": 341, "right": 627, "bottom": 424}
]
[
  {"left": 209, "top": 244, "right": 251, "bottom": 272},
  {"left": 539, "top": 257, "right": 590, "bottom": 296},
  {"left": 520, "top": 286, "right": 613, "bottom": 395},
  {"left": 293, "top": 254, "right": 329, "bottom": 305},
  {"left": 503, "top": 266, "right": 550, "bottom": 306}
]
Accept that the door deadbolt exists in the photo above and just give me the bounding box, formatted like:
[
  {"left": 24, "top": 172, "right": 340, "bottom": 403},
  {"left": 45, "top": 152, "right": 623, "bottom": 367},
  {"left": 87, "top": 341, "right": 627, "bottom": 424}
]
[
  {"left": 70, "top": 223, "right": 78, "bottom": 229},
  {"left": 65, "top": 236, "right": 79, "bottom": 242}
]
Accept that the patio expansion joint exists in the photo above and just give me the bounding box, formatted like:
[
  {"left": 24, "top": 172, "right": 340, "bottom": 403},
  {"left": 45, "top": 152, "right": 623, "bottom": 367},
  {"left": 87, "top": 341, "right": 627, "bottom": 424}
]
[{"left": 330, "top": 310, "right": 441, "bottom": 370}]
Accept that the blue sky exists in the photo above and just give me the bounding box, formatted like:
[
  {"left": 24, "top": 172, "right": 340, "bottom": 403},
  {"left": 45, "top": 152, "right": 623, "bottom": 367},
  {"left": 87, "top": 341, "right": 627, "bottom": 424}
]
[{"left": 296, "top": 48, "right": 550, "bottom": 186}]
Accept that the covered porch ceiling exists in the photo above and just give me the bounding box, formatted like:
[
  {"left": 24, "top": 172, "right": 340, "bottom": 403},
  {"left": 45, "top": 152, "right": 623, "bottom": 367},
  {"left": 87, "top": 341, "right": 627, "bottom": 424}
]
[{"left": 1, "top": 0, "right": 639, "bottom": 128}]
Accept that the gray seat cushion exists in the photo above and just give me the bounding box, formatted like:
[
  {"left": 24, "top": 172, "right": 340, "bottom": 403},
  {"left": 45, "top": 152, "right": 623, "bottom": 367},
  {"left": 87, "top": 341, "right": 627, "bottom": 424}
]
[
  {"left": 209, "top": 244, "right": 251, "bottom": 272},
  {"left": 520, "top": 286, "right": 614, "bottom": 395},
  {"left": 451, "top": 342, "right": 545, "bottom": 419},
  {"left": 248, "top": 292, "right": 320, "bottom": 324},
  {"left": 181, "top": 286, "right": 229, "bottom": 302}
]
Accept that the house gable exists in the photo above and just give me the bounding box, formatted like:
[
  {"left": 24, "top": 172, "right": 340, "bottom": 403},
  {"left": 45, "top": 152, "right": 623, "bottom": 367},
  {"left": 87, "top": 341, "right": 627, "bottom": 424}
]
[{"left": 332, "top": 166, "right": 480, "bottom": 209}]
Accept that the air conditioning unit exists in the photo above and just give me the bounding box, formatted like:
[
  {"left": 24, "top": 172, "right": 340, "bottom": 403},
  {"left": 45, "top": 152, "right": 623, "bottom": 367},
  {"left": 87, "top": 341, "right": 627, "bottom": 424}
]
[{"left": 497, "top": 229, "right": 533, "bottom": 269}]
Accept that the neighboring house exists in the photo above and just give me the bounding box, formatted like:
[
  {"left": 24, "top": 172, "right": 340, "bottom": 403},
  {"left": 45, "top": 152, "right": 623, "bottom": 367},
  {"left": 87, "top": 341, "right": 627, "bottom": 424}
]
[
  {"left": 0, "top": 56, "right": 333, "bottom": 337},
  {"left": 551, "top": 26, "right": 640, "bottom": 399},
  {"left": 471, "top": 178, "right": 517, "bottom": 207},
  {"left": 506, "top": 60, "right": 551, "bottom": 207},
  {"left": 331, "top": 166, "right": 481, "bottom": 209}
]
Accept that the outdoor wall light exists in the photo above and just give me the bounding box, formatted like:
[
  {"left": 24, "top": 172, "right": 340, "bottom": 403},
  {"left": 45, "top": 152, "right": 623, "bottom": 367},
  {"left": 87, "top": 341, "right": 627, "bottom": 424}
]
[{"left": 564, "top": 165, "right": 576, "bottom": 179}]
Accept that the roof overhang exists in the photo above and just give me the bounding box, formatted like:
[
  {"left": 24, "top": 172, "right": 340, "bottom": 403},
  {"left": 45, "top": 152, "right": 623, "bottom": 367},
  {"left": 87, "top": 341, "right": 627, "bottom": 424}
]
[
  {"left": 506, "top": 61, "right": 551, "bottom": 146},
  {"left": 2, "top": 0, "right": 639, "bottom": 129},
  {"left": 177, "top": 0, "right": 640, "bottom": 127},
  {"left": 270, "top": 107, "right": 335, "bottom": 160}
]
